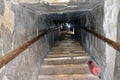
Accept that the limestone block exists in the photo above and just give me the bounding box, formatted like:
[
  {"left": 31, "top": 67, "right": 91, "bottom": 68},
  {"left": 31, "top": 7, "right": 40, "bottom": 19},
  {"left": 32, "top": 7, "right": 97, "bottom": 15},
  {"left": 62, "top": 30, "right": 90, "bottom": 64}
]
[
  {"left": 0, "top": 0, "right": 14, "bottom": 32},
  {"left": 1, "top": 26, "right": 12, "bottom": 55},
  {"left": 0, "top": 1, "right": 58, "bottom": 79}
]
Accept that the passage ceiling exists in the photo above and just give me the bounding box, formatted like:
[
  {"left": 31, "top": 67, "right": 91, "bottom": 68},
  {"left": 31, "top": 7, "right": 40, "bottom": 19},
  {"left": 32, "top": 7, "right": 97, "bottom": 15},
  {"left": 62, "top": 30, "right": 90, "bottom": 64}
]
[
  {"left": 22, "top": 0, "right": 103, "bottom": 13},
  {"left": 21, "top": 0, "right": 103, "bottom": 22}
]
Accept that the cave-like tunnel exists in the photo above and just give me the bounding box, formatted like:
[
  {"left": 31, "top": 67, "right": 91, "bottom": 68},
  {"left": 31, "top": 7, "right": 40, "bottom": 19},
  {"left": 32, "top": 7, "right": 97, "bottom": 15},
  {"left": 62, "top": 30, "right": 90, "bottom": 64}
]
[{"left": 0, "top": 0, "right": 120, "bottom": 80}]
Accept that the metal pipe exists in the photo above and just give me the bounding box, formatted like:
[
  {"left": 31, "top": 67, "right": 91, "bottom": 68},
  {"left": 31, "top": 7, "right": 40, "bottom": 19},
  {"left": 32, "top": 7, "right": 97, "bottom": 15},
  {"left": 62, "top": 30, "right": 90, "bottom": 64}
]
[
  {"left": 0, "top": 30, "right": 48, "bottom": 68},
  {"left": 81, "top": 27, "right": 120, "bottom": 51}
]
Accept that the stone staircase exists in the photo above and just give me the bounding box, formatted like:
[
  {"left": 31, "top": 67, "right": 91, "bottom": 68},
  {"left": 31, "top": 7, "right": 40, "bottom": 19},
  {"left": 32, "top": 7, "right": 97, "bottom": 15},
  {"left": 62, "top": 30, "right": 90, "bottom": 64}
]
[{"left": 38, "top": 34, "right": 100, "bottom": 80}]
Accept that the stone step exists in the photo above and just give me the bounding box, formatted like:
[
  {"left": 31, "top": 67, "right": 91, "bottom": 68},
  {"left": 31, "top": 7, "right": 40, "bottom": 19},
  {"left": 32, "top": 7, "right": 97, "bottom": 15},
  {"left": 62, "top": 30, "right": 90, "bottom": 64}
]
[
  {"left": 54, "top": 44, "right": 80, "bottom": 46},
  {"left": 49, "top": 51, "right": 85, "bottom": 54},
  {"left": 55, "top": 41, "right": 79, "bottom": 43},
  {"left": 40, "top": 64, "right": 90, "bottom": 75},
  {"left": 56, "top": 42, "right": 80, "bottom": 43},
  {"left": 55, "top": 42, "right": 80, "bottom": 43},
  {"left": 50, "top": 50, "right": 84, "bottom": 52},
  {"left": 51, "top": 48, "right": 83, "bottom": 51},
  {"left": 54, "top": 44, "right": 79, "bottom": 46},
  {"left": 56, "top": 40, "right": 76, "bottom": 42},
  {"left": 47, "top": 53, "right": 88, "bottom": 58},
  {"left": 53, "top": 47, "right": 81, "bottom": 49},
  {"left": 44, "top": 56, "right": 90, "bottom": 65},
  {"left": 52, "top": 47, "right": 82, "bottom": 50},
  {"left": 38, "top": 74, "right": 100, "bottom": 80},
  {"left": 51, "top": 48, "right": 83, "bottom": 50},
  {"left": 45, "top": 56, "right": 90, "bottom": 60}
]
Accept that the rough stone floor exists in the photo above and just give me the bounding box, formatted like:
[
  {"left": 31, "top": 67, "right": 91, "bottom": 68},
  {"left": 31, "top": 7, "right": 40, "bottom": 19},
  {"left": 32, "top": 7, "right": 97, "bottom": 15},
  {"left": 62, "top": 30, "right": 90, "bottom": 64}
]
[{"left": 38, "top": 32, "right": 100, "bottom": 80}]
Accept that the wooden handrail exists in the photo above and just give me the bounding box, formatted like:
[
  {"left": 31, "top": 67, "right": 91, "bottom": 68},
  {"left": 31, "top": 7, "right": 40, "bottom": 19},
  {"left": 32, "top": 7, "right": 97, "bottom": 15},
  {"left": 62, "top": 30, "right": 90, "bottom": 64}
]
[
  {"left": 0, "top": 30, "right": 48, "bottom": 68},
  {"left": 81, "top": 27, "right": 120, "bottom": 51}
]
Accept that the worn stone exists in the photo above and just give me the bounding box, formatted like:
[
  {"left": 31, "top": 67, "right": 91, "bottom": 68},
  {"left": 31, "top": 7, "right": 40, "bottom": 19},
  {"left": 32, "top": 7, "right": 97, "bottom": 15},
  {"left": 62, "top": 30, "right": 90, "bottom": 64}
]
[
  {"left": 0, "top": 0, "right": 4, "bottom": 15},
  {"left": 0, "top": 0, "right": 120, "bottom": 80},
  {"left": 74, "top": 5, "right": 109, "bottom": 80},
  {"left": 103, "top": 0, "right": 120, "bottom": 80},
  {"left": 0, "top": 1, "right": 58, "bottom": 80},
  {"left": 114, "top": 10, "right": 120, "bottom": 80}
]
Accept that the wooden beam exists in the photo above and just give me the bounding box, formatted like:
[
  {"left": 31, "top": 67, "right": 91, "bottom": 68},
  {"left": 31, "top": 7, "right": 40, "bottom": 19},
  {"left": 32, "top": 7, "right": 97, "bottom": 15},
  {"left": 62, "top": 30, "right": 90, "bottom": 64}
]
[{"left": 81, "top": 27, "right": 120, "bottom": 51}]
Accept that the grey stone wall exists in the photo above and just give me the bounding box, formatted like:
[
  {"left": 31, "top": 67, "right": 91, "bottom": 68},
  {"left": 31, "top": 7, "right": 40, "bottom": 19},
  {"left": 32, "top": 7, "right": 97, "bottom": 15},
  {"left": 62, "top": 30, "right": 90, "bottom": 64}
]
[
  {"left": 0, "top": 2, "right": 58, "bottom": 80},
  {"left": 103, "top": 0, "right": 120, "bottom": 80},
  {"left": 114, "top": 10, "right": 120, "bottom": 80},
  {"left": 86, "top": 6, "right": 106, "bottom": 79},
  {"left": 74, "top": 5, "right": 106, "bottom": 80},
  {"left": 75, "top": 0, "right": 120, "bottom": 79}
]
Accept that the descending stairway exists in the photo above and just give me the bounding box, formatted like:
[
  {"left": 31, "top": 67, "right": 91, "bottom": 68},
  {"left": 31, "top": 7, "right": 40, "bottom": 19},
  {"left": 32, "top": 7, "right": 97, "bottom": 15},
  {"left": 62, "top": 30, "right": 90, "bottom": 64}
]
[{"left": 38, "top": 33, "right": 100, "bottom": 80}]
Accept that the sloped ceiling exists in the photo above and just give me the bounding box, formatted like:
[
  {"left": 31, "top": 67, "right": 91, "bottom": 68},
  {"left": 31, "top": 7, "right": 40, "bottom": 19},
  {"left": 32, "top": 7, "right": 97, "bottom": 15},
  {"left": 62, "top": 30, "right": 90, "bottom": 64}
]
[{"left": 21, "top": 0, "right": 103, "bottom": 22}]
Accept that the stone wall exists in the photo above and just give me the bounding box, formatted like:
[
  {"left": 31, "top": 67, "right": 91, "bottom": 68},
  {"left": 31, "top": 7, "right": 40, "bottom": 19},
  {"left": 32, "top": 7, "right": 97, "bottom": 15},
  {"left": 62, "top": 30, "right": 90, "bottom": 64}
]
[
  {"left": 0, "top": 1, "right": 58, "bottom": 80},
  {"left": 75, "top": 0, "right": 120, "bottom": 79},
  {"left": 87, "top": 5, "right": 106, "bottom": 79},
  {"left": 114, "top": 9, "right": 120, "bottom": 80},
  {"left": 103, "top": 0, "right": 120, "bottom": 80},
  {"left": 74, "top": 5, "right": 105, "bottom": 79}
]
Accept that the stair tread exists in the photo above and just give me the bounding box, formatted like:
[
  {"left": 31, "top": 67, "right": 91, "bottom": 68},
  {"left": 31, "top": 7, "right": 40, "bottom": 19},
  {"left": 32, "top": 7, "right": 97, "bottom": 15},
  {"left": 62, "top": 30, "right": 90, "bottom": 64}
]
[
  {"left": 47, "top": 53, "right": 88, "bottom": 58},
  {"left": 49, "top": 51, "right": 85, "bottom": 54},
  {"left": 52, "top": 48, "right": 82, "bottom": 49},
  {"left": 44, "top": 56, "right": 90, "bottom": 60},
  {"left": 44, "top": 57, "right": 90, "bottom": 65},
  {"left": 40, "top": 64, "right": 90, "bottom": 75},
  {"left": 42, "top": 63, "right": 88, "bottom": 68},
  {"left": 50, "top": 50, "right": 84, "bottom": 52},
  {"left": 51, "top": 48, "right": 83, "bottom": 51},
  {"left": 38, "top": 74, "right": 100, "bottom": 80}
]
